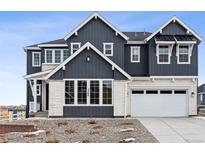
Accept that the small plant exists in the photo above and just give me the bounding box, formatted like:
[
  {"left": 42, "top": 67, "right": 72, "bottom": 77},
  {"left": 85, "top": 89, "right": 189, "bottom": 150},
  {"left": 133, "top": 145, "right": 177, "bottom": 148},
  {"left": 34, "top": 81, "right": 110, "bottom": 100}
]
[
  {"left": 90, "top": 130, "right": 100, "bottom": 135},
  {"left": 82, "top": 139, "right": 90, "bottom": 143},
  {"left": 88, "top": 118, "right": 97, "bottom": 125},
  {"left": 92, "top": 125, "right": 103, "bottom": 129},
  {"left": 45, "top": 130, "right": 51, "bottom": 135},
  {"left": 65, "top": 128, "right": 75, "bottom": 134},
  {"left": 57, "top": 121, "right": 68, "bottom": 127}
]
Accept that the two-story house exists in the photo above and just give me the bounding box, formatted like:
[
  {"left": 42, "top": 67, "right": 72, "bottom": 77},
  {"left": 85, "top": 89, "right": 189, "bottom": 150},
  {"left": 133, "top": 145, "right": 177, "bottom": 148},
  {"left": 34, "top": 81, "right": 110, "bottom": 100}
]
[{"left": 24, "top": 12, "right": 202, "bottom": 118}]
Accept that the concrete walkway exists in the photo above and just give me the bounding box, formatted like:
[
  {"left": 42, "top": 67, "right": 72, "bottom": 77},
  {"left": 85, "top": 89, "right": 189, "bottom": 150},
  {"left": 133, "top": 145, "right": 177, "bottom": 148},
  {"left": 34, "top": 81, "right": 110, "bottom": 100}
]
[{"left": 138, "top": 117, "right": 205, "bottom": 143}]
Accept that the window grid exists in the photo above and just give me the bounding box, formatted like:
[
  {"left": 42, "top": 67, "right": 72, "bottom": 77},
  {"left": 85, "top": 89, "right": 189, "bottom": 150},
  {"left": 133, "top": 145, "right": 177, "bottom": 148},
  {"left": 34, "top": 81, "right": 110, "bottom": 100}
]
[
  {"left": 46, "top": 50, "right": 53, "bottom": 63},
  {"left": 77, "top": 81, "right": 87, "bottom": 104},
  {"left": 65, "top": 81, "right": 74, "bottom": 104},
  {"left": 90, "top": 81, "right": 100, "bottom": 105},
  {"left": 158, "top": 46, "right": 169, "bottom": 63},
  {"left": 71, "top": 43, "right": 81, "bottom": 54},
  {"left": 179, "top": 46, "right": 189, "bottom": 63},
  {"left": 103, "top": 81, "right": 112, "bottom": 104},
  {"left": 103, "top": 43, "right": 113, "bottom": 56},
  {"left": 32, "top": 52, "right": 41, "bottom": 66},
  {"left": 55, "top": 50, "right": 61, "bottom": 63},
  {"left": 131, "top": 47, "right": 140, "bottom": 62},
  {"left": 63, "top": 50, "right": 70, "bottom": 61}
]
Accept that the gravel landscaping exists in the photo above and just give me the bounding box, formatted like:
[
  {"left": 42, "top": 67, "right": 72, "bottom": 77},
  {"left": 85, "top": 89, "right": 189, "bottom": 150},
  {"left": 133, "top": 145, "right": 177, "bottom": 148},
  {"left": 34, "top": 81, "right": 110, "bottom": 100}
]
[{"left": 0, "top": 118, "right": 158, "bottom": 143}]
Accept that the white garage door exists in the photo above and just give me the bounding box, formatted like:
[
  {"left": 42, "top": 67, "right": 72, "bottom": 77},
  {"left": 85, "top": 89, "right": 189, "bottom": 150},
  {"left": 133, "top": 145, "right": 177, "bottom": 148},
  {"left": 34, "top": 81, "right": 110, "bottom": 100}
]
[{"left": 131, "top": 90, "right": 188, "bottom": 117}]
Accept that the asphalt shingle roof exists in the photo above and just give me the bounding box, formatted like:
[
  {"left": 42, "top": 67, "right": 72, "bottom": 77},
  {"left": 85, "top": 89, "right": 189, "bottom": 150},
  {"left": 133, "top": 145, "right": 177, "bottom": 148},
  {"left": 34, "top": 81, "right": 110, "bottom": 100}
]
[{"left": 123, "top": 32, "right": 152, "bottom": 41}]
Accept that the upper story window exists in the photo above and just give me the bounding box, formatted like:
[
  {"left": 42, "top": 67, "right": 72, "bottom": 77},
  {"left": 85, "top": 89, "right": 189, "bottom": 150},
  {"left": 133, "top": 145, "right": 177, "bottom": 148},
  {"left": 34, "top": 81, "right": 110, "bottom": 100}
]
[
  {"left": 156, "top": 45, "right": 173, "bottom": 64},
  {"left": 130, "top": 46, "right": 140, "bottom": 63},
  {"left": 103, "top": 43, "right": 113, "bottom": 56},
  {"left": 45, "top": 49, "right": 69, "bottom": 64},
  {"left": 176, "top": 45, "right": 190, "bottom": 64},
  {"left": 32, "top": 52, "right": 41, "bottom": 67},
  {"left": 71, "top": 42, "right": 81, "bottom": 54}
]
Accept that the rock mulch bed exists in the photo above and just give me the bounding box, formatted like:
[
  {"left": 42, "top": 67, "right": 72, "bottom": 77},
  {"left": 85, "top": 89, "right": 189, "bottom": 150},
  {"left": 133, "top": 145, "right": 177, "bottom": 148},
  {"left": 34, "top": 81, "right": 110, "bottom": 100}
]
[{"left": 0, "top": 119, "right": 158, "bottom": 143}]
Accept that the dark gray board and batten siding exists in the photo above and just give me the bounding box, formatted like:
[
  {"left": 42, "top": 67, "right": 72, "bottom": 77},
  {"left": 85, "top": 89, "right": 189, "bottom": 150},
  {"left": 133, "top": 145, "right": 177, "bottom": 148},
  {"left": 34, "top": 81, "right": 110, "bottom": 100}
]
[
  {"left": 148, "top": 21, "right": 198, "bottom": 76},
  {"left": 50, "top": 48, "right": 128, "bottom": 80},
  {"left": 65, "top": 18, "right": 126, "bottom": 69}
]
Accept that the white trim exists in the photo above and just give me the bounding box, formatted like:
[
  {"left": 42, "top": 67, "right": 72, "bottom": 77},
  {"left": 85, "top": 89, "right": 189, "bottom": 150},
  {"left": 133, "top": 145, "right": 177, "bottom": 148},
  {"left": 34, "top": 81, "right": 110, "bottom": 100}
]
[
  {"left": 24, "top": 47, "right": 41, "bottom": 51},
  {"left": 38, "top": 44, "right": 68, "bottom": 47},
  {"left": 45, "top": 42, "right": 132, "bottom": 80},
  {"left": 70, "top": 42, "right": 81, "bottom": 54},
  {"left": 150, "top": 76, "right": 198, "bottom": 79},
  {"left": 130, "top": 46, "right": 140, "bottom": 63},
  {"left": 24, "top": 70, "right": 52, "bottom": 79},
  {"left": 32, "top": 52, "right": 41, "bottom": 67},
  {"left": 45, "top": 49, "right": 69, "bottom": 64},
  {"left": 127, "top": 41, "right": 146, "bottom": 44},
  {"left": 156, "top": 44, "right": 173, "bottom": 64},
  {"left": 36, "top": 84, "right": 41, "bottom": 96},
  {"left": 64, "top": 12, "right": 129, "bottom": 41},
  {"left": 176, "top": 44, "right": 194, "bottom": 64},
  {"left": 155, "top": 41, "right": 175, "bottom": 44},
  {"left": 176, "top": 41, "right": 197, "bottom": 44},
  {"left": 103, "top": 43, "right": 113, "bottom": 56},
  {"left": 145, "top": 16, "right": 202, "bottom": 42}
]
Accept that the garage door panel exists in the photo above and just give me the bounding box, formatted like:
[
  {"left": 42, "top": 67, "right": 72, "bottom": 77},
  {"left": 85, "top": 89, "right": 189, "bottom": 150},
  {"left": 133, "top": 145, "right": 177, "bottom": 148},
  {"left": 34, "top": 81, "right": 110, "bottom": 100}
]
[{"left": 131, "top": 90, "right": 187, "bottom": 117}]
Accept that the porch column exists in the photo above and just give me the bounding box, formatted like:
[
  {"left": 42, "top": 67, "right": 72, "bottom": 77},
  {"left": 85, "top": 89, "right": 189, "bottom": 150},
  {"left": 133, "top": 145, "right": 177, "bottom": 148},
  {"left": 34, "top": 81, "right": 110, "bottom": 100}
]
[
  {"left": 42, "top": 81, "right": 47, "bottom": 111},
  {"left": 33, "top": 79, "right": 37, "bottom": 112}
]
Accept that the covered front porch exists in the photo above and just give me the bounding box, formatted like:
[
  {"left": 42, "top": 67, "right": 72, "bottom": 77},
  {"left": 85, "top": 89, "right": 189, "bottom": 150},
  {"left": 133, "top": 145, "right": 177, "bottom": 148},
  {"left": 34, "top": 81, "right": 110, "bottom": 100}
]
[{"left": 24, "top": 70, "right": 51, "bottom": 117}]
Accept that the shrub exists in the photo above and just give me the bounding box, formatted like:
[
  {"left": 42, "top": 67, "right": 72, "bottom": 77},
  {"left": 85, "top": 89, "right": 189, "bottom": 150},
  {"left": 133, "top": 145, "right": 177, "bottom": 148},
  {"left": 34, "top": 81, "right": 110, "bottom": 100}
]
[
  {"left": 82, "top": 139, "right": 90, "bottom": 143},
  {"left": 57, "top": 121, "right": 68, "bottom": 127},
  {"left": 88, "top": 118, "right": 97, "bottom": 125}
]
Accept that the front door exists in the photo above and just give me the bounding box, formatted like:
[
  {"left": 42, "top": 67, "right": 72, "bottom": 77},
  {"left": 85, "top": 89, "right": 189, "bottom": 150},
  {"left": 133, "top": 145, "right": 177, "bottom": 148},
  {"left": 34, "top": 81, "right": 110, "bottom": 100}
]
[{"left": 77, "top": 80, "right": 100, "bottom": 105}]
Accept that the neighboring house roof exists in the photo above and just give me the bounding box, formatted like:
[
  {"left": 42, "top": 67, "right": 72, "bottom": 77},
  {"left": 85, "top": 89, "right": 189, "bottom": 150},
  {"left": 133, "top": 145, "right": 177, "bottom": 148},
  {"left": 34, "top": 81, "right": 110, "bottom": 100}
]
[
  {"left": 45, "top": 42, "right": 132, "bottom": 80},
  {"left": 123, "top": 32, "right": 151, "bottom": 41},
  {"left": 64, "top": 12, "right": 129, "bottom": 41},
  {"left": 145, "top": 16, "right": 203, "bottom": 42},
  {"left": 198, "top": 84, "right": 205, "bottom": 93}
]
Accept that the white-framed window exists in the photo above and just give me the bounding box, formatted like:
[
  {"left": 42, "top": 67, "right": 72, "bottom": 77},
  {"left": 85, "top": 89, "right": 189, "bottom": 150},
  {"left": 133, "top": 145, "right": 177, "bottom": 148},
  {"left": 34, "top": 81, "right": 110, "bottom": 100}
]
[
  {"left": 176, "top": 45, "right": 191, "bottom": 64},
  {"left": 45, "top": 49, "right": 69, "bottom": 64},
  {"left": 36, "top": 84, "right": 41, "bottom": 96},
  {"left": 32, "top": 52, "right": 41, "bottom": 67},
  {"left": 71, "top": 42, "right": 81, "bottom": 54},
  {"left": 130, "top": 46, "right": 140, "bottom": 63},
  {"left": 103, "top": 43, "right": 113, "bottom": 56},
  {"left": 156, "top": 45, "right": 172, "bottom": 64},
  {"left": 64, "top": 79, "right": 113, "bottom": 106}
]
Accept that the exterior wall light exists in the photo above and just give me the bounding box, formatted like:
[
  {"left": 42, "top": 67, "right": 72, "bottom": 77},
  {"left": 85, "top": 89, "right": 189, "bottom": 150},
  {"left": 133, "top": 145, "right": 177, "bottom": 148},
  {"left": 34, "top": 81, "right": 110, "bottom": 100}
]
[
  {"left": 86, "top": 56, "right": 90, "bottom": 62},
  {"left": 191, "top": 92, "right": 195, "bottom": 97}
]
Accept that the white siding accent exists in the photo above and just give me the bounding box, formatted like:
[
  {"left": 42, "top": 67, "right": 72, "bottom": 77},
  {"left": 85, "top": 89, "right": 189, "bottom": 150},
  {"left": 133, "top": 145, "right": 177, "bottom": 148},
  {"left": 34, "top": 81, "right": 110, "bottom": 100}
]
[
  {"left": 113, "top": 81, "right": 127, "bottom": 116},
  {"left": 42, "top": 63, "right": 59, "bottom": 71},
  {"left": 127, "top": 78, "right": 197, "bottom": 116},
  {"left": 48, "top": 80, "right": 64, "bottom": 116}
]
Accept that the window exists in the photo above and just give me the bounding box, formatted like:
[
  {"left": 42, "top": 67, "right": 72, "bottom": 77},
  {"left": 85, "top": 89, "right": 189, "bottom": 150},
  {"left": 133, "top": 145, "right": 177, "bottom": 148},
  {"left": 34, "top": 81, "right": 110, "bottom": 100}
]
[
  {"left": 36, "top": 84, "right": 41, "bottom": 96},
  {"left": 63, "top": 49, "right": 70, "bottom": 61},
  {"left": 45, "top": 50, "right": 53, "bottom": 63},
  {"left": 174, "top": 90, "right": 186, "bottom": 94},
  {"left": 54, "top": 50, "right": 61, "bottom": 63},
  {"left": 146, "top": 90, "right": 158, "bottom": 94},
  {"left": 160, "top": 90, "right": 172, "bottom": 94},
  {"left": 90, "top": 81, "right": 100, "bottom": 104},
  {"left": 45, "top": 49, "right": 70, "bottom": 63},
  {"left": 177, "top": 46, "right": 190, "bottom": 64},
  {"left": 103, "top": 81, "right": 112, "bottom": 104},
  {"left": 131, "top": 46, "right": 140, "bottom": 63},
  {"left": 65, "top": 81, "right": 74, "bottom": 104},
  {"left": 103, "top": 43, "right": 113, "bottom": 56},
  {"left": 77, "top": 80, "right": 87, "bottom": 104},
  {"left": 158, "top": 46, "right": 170, "bottom": 64},
  {"left": 71, "top": 43, "right": 81, "bottom": 54},
  {"left": 132, "top": 90, "right": 144, "bottom": 94},
  {"left": 32, "top": 52, "right": 41, "bottom": 67}
]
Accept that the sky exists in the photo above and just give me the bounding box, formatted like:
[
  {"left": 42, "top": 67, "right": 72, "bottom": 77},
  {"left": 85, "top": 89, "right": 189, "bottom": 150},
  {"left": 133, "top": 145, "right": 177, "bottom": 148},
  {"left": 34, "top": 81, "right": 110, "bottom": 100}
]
[{"left": 0, "top": 11, "right": 205, "bottom": 105}]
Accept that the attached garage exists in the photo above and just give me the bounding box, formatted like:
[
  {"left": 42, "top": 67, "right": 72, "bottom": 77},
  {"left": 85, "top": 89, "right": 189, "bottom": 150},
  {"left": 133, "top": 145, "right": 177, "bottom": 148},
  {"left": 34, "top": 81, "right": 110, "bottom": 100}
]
[{"left": 131, "top": 89, "right": 188, "bottom": 117}]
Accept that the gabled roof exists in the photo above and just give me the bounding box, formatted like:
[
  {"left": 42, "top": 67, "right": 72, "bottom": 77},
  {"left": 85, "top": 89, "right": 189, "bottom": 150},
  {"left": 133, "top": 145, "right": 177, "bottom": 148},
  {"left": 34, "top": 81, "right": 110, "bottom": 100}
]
[
  {"left": 145, "top": 16, "right": 202, "bottom": 42},
  {"left": 24, "top": 70, "right": 52, "bottom": 80},
  {"left": 45, "top": 42, "right": 132, "bottom": 80},
  {"left": 64, "top": 12, "right": 129, "bottom": 41}
]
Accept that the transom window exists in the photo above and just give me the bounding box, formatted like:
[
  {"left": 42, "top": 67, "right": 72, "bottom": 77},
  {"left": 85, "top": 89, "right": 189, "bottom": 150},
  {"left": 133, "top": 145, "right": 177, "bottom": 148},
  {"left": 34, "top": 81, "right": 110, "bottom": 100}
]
[
  {"left": 158, "top": 46, "right": 170, "bottom": 64},
  {"left": 71, "top": 42, "right": 81, "bottom": 54},
  {"left": 45, "top": 49, "right": 69, "bottom": 64},
  {"left": 177, "top": 46, "right": 190, "bottom": 64},
  {"left": 32, "top": 52, "right": 41, "bottom": 67},
  {"left": 103, "top": 43, "right": 113, "bottom": 56},
  {"left": 130, "top": 46, "right": 140, "bottom": 63}
]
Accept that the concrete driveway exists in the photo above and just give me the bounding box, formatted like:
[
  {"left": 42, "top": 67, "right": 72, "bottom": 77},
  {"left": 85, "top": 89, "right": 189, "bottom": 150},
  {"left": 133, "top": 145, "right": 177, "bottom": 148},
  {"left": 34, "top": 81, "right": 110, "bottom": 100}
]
[{"left": 138, "top": 117, "right": 205, "bottom": 143}]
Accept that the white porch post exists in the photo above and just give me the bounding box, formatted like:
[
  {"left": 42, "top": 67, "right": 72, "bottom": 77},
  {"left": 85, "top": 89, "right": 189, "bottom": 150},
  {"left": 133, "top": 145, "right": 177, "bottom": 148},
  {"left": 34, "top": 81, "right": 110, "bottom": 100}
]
[
  {"left": 33, "top": 79, "right": 37, "bottom": 112},
  {"left": 42, "top": 81, "right": 46, "bottom": 111}
]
